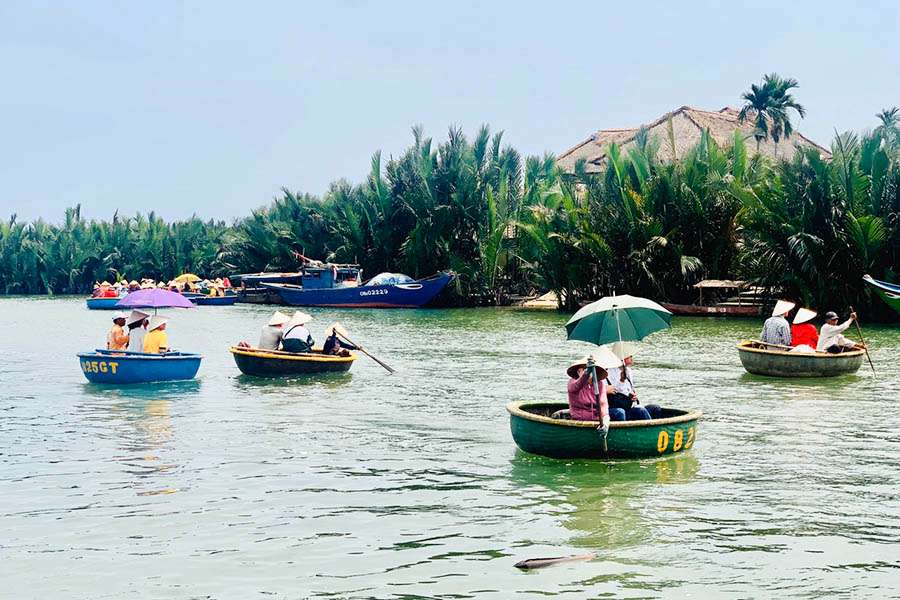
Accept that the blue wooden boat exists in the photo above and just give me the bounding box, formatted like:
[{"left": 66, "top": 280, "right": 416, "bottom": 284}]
[
  {"left": 85, "top": 296, "right": 125, "bottom": 310},
  {"left": 77, "top": 349, "right": 202, "bottom": 384},
  {"left": 263, "top": 271, "right": 453, "bottom": 308},
  {"left": 192, "top": 293, "right": 237, "bottom": 306}
]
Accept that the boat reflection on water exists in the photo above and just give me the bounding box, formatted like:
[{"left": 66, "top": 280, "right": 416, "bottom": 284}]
[
  {"left": 508, "top": 451, "right": 699, "bottom": 549},
  {"left": 232, "top": 371, "right": 354, "bottom": 394},
  {"left": 79, "top": 382, "right": 199, "bottom": 485}
]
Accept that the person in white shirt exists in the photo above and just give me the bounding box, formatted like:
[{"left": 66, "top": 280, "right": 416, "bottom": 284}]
[
  {"left": 606, "top": 356, "right": 662, "bottom": 420},
  {"left": 258, "top": 311, "right": 290, "bottom": 350},
  {"left": 126, "top": 310, "right": 150, "bottom": 352},
  {"left": 816, "top": 311, "right": 862, "bottom": 353},
  {"left": 282, "top": 311, "right": 315, "bottom": 353}
]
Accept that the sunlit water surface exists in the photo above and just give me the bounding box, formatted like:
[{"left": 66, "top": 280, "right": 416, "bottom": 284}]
[{"left": 2, "top": 297, "right": 900, "bottom": 598}]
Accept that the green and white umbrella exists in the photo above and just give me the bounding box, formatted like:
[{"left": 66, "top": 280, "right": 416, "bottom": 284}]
[{"left": 566, "top": 294, "right": 672, "bottom": 347}]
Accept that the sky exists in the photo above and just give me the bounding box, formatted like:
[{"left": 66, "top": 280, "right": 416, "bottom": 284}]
[{"left": 2, "top": 0, "right": 899, "bottom": 222}]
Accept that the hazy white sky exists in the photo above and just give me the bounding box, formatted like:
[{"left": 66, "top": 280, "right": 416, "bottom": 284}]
[{"left": 2, "top": 0, "right": 899, "bottom": 222}]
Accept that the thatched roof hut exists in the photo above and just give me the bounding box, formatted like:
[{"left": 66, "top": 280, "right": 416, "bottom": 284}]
[{"left": 558, "top": 106, "right": 830, "bottom": 173}]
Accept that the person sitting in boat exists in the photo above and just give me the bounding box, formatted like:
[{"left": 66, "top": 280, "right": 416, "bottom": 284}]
[
  {"left": 126, "top": 310, "right": 150, "bottom": 352},
  {"left": 128, "top": 280, "right": 140, "bottom": 292},
  {"left": 143, "top": 316, "right": 170, "bottom": 354},
  {"left": 107, "top": 312, "right": 130, "bottom": 351},
  {"left": 258, "top": 311, "right": 290, "bottom": 350},
  {"left": 761, "top": 300, "right": 795, "bottom": 346},
  {"left": 98, "top": 281, "right": 118, "bottom": 298},
  {"left": 816, "top": 311, "right": 862, "bottom": 353},
  {"left": 281, "top": 311, "right": 315, "bottom": 353},
  {"left": 322, "top": 325, "right": 356, "bottom": 356},
  {"left": 790, "top": 308, "right": 819, "bottom": 351},
  {"left": 566, "top": 356, "right": 611, "bottom": 432},
  {"left": 606, "top": 356, "right": 661, "bottom": 420}
]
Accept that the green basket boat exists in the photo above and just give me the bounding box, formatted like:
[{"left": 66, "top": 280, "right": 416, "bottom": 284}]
[
  {"left": 507, "top": 401, "right": 701, "bottom": 459},
  {"left": 230, "top": 346, "right": 356, "bottom": 377}
]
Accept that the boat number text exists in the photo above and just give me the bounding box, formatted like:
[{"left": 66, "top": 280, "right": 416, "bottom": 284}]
[
  {"left": 657, "top": 427, "right": 695, "bottom": 453},
  {"left": 81, "top": 360, "right": 119, "bottom": 374},
  {"left": 359, "top": 289, "right": 389, "bottom": 297}
]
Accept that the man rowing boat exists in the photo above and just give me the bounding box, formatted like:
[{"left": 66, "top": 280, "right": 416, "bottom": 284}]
[{"left": 817, "top": 311, "right": 864, "bottom": 353}]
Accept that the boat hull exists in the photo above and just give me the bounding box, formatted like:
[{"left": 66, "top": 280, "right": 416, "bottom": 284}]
[
  {"left": 737, "top": 341, "right": 864, "bottom": 377},
  {"left": 230, "top": 346, "right": 355, "bottom": 377},
  {"left": 78, "top": 350, "right": 202, "bottom": 384},
  {"left": 263, "top": 272, "right": 453, "bottom": 308},
  {"left": 507, "top": 401, "right": 701, "bottom": 459},
  {"left": 863, "top": 275, "right": 900, "bottom": 315},
  {"left": 661, "top": 302, "right": 760, "bottom": 317},
  {"left": 85, "top": 297, "right": 124, "bottom": 310},
  {"left": 192, "top": 295, "right": 237, "bottom": 306}
]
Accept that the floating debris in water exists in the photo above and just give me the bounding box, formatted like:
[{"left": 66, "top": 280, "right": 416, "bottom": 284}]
[{"left": 514, "top": 553, "right": 596, "bottom": 570}]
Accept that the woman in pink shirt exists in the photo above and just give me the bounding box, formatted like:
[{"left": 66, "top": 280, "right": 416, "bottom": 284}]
[{"left": 566, "top": 356, "right": 611, "bottom": 431}]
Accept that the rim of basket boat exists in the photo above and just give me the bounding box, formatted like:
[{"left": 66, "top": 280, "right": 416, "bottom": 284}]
[
  {"left": 736, "top": 340, "right": 864, "bottom": 358},
  {"left": 229, "top": 346, "right": 356, "bottom": 363},
  {"left": 506, "top": 401, "right": 702, "bottom": 428},
  {"left": 77, "top": 352, "right": 203, "bottom": 360}
]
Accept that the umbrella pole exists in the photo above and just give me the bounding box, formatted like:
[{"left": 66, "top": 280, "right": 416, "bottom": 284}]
[{"left": 614, "top": 308, "right": 625, "bottom": 368}]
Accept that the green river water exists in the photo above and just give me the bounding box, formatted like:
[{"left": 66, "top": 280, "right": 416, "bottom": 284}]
[{"left": 2, "top": 297, "right": 900, "bottom": 598}]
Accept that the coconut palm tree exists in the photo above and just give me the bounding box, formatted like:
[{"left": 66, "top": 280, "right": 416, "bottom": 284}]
[{"left": 739, "top": 73, "right": 805, "bottom": 155}]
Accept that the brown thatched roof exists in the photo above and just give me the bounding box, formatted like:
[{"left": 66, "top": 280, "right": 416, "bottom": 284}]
[{"left": 558, "top": 106, "right": 831, "bottom": 173}]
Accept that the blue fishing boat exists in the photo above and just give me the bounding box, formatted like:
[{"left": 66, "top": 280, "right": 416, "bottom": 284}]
[
  {"left": 863, "top": 274, "right": 900, "bottom": 315},
  {"left": 263, "top": 270, "right": 453, "bottom": 308},
  {"left": 77, "top": 349, "right": 202, "bottom": 384},
  {"left": 86, "top": 296, "right": 125, "bottom": 310},
  {"left": 191, "top": 293, "right": 238, "bottom": 306}
]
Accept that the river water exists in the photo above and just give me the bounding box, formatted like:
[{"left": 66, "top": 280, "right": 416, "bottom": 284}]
[{"left": 2, "top": 297, "right": 899, "bottom": 598}]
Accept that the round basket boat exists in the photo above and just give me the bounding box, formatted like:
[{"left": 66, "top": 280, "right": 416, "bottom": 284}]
[
  {"left": 78, "top": 350, "right": 202, "bottom": 384},
  {"left": 507, "top": 401, "right": 701, "bottom": 459},
  {"left": 230, "top": 346, "right": 356, "bottom": 377},
  {"left": 85, "top": 297, "right": 123, "bottom": 310},
  {"left": 737, "top": 340, "right": 864, "bottom": 377}
]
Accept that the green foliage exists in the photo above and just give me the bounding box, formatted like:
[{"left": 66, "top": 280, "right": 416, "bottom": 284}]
[{"left": 3, "top": 111, "right": 900, "bottom": 319}]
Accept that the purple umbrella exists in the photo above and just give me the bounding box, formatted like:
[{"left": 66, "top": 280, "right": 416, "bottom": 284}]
[{"left": 116, "top": 289, "right": 196, "bottom": 309}]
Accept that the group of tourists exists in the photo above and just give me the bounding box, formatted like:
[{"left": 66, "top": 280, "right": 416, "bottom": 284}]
[
  {"left": 91, "top": 277, "right": 232, "bottom": 297},
  {"left": 237, "top": 311, "right": 354, "bottom": 356},
  {"left": 107, "top": 311, "right": 169, "bottom": 353},
  {"left": 761, "top": 300, "right": 865, "bottom": 353},
  {"left": 565, "top": 354, "right": 662, "bottom": 429}
]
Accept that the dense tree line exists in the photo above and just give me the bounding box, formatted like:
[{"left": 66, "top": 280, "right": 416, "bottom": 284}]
[{"left": 3, "top": 100, "right": 899, "bottom": 319}]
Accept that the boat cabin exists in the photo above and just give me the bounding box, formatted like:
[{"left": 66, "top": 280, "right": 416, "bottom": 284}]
[{"left": 300, "top": 265, "right": 361, "bottom": 289}]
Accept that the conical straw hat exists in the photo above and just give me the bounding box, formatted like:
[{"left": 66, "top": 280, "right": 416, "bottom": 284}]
[
  {"left": 772, "top": 300, "right": 795, "bottom": 317},
  {"left": 793, "top": 308, "right": 817, "bottom": 324}
]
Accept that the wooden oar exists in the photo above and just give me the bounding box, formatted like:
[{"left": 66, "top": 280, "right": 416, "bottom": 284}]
[
  {"left": 331, "top": 323, "right": 396, "bottom": 374},
  {"left": 589, "top": 363, "right": 608, "bottom": 453},
  {"left": 849, "top": 306, "right": 876, "bottom": 375}
]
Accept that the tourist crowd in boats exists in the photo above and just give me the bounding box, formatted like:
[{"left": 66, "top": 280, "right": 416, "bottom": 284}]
[{"left": 91, "top": 277, "right": 233, "bottom": 298}]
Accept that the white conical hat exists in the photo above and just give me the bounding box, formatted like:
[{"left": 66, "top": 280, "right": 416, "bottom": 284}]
[
  {"left": 267, "top": 311, "right": 290, "bottom": 326},
  {"left": 793, "top": 308, "right": 817, "bottom": 324},
  {"left": 565, "top": 347, "right": 621, "bottom": 378},
  {"left": 148, "top": 315, "right": 169, "bottom": 331},
  {"left": 285, "top": 311, "right": 313, "bottom": 329},
  {"left": 127, "top": 309, "right": 150, "bottom": 325},
  {"left": 772, "top": 300, "right": 795, "bottom": 316}
]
